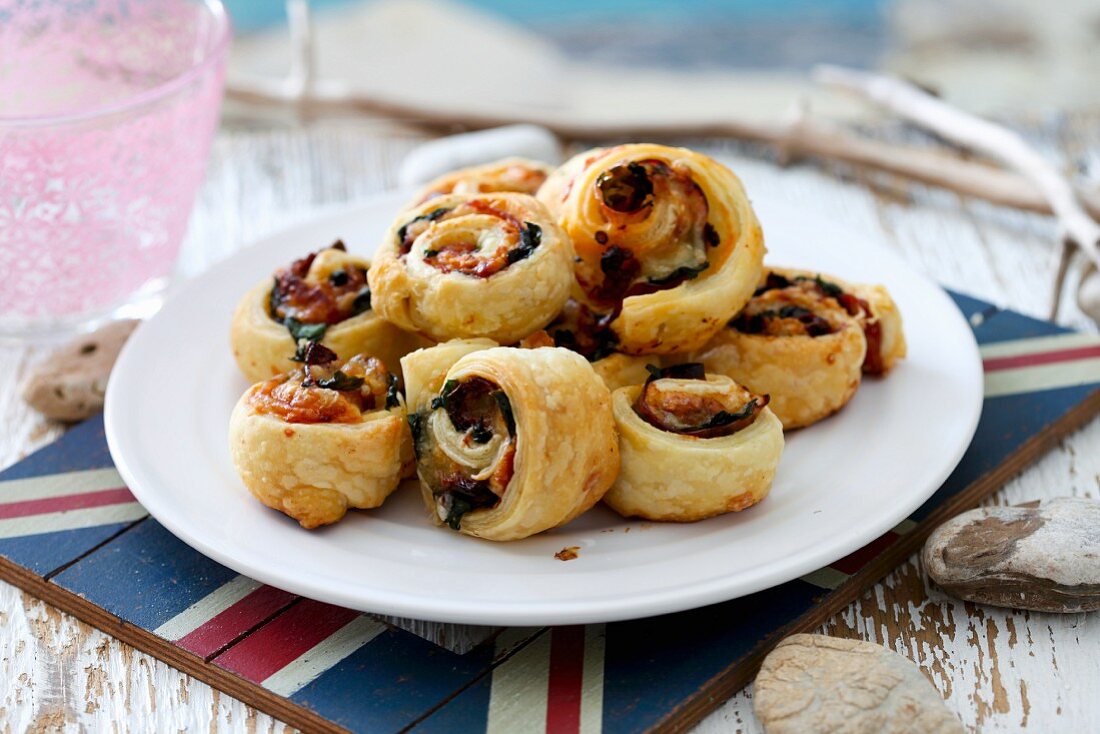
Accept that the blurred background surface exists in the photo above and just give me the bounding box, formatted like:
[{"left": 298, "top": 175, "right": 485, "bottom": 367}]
[{"left": 223, "top": 0, "right": 1100, "bottom": 121}]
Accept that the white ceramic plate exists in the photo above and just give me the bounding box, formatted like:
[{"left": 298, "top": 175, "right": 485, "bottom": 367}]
[{"left": 105, "top": 189, "right": 982, "bottom": 626}]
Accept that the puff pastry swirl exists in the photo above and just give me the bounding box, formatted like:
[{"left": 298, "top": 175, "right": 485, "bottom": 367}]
[
  {"left": 370, "top": 193, "right": 574, "bottom": 343},
  {"left": 539, "top": 144, "right": 765, "bottom": 354},
  {"left": 402, "top": 344, "right": 619, "bottom": 541},
  {"left": 413, "top": 157, "right": 553, "bottom": 205},
  {"left": 230, "top": 242, "right": 426, "bottom": 383},
  {"left": 228, "top": 349, "right": 413, "bottom": 528},
  {"left": 691, "top": 270, "right": 867, "bottom": 429},
  {"left": 603, "top": 364, "right": 783, "bottom": 522}
]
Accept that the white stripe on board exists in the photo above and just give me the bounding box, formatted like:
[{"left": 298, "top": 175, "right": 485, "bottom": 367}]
[
  {"left": 980, "top": 332, "right": 1100, "bottom": 360},
  {"left": 262, "top": 615, "right": 386, "bottom": 697},
  {"left": 0, "top": 467, "right": 125, "bottom": 503},
  {"left": 0, "top": 503, "right": 147, "bottom": 540},
  {"left": 984, "top": 357, "right": 1100, "bottom": 398},
  {"left": 494, "top": 627, "right": 544, "bottom": 658},
  {"left": 580, "top": 624, "right": 606, "bottom": 734},
  {"left": 800, "top": 567, "right": 849, "bottom": 591},
  {"left": 892, "top": 518, "right": 918, "bottom": 535},
  {"left": 153, "top": 575, "right": 263, "bottom": 641},
  {"left": 487, "top": 629, "right": 551, "bottom": 734}
]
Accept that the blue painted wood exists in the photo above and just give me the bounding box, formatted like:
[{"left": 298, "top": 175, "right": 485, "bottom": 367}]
[
  {"left": 975, "top": 304, "right": 1072, "bottom": 344},
  {"left": 51, "top": 519, "right": 240, "bottom": 633},
  {"left": 290, "top": 626, "right": 496, "bottom": 733},
  {"left": 0, "top": 414, "right": 112, "bottom": 480},
  {"left": 410, "top": 672, "right": 494, "bottom": 734},
  {"left": 0, "top": 526, "right": 144, "bottom": 578},
  {"left": 945, "top": 289, "right": 1000, "bottom": 323}
]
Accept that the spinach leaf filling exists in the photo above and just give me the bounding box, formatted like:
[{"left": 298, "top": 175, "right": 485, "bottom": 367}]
[
  {"left": 506, "top": 222, "right": 542, "bottom": 265},
  {"left": 422, "top": 377, "right": 516, "bottom": 530},
  {"left": 396, "top": 207, "right": 451, "bottom": 254}
]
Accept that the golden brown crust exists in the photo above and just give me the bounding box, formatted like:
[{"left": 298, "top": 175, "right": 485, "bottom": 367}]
[
  {"left": 413, "top": 157, "right": 554, "bottom": 205},
  {"left": 404, "top": 345, "right": 619, "bottom": 541},
  {"left": 603, "top": 375, "right": 783, "bottom": 521},
  {"left": 546, "top": 144, "right": 765, "bottom": 354},
  {"left": 369, "top": 193, "right": 575, "bottom": 343},
  {"left": 691, "top": 281, "right": 866, "bottom": 429},
  {"left": 400, "top": 338, "right": 499, "bottom": 412},
  {"left": 537, "top": 148, "right": 606, "bottom": 220},
  {"left": 229, "top": 249, "right": 428, "bottom": 383},
  {"left": 849, "top": 281, "right": 907, "bottom": 374},
  {"left": 228, "top": 374, "right": 414, "bottom": 529}
]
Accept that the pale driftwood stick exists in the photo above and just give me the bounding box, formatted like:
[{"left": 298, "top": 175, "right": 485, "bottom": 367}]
[
  {"left": 1078, "top": 264, "right": 1100, "bottom": 323},
  {"left": 225, "top": 82, "right": 1100, "bottom": 222},
  {"left": 814, "top": 65, "right": 1100, "bottom": 259},
  {"left": 1051, "top": 239, "right": 1076, "bottom": 320},
  {"left": 775, "top": 114, "right": 1100, "bottom": 218},
  {"left": 815, "top": 64, "right": 1100, "bottom": 320},
  {"left": 285, "top": 0, "right": 315, "bottom": 100}
]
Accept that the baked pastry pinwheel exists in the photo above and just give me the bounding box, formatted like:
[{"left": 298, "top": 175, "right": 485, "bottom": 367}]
[
  {"left": 402, "top": 344, "right": 619, "bottom": 541},
  {"left": 369, "top": 193, "right": 575, "bottom": 343},
  {"left": 603, "top": 364, "right": 783, "bottom": 522},
  {"left": 413, "top": 157, "right": 554, "bottom": 205},
  {"left": 228, "top": 346, "right": 413, "bottom": 529},
  {"left": 230, "top": 241, "right": 426, "bottom": 383},
  {"left": 691, "top": 268, "right": 906, "bottom": 429},
  {"left": 538, "top": 143, "right": 765, "bottom": 354}
]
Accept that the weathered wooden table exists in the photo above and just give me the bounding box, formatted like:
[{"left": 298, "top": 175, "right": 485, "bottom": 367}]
[{"left": 3, "top": 118, "right": 1098, "bottom": 732}]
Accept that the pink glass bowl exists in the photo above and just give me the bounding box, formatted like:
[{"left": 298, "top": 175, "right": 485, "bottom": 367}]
[{"left": 0, "top": 0, "right": 231, "bottom": 339}]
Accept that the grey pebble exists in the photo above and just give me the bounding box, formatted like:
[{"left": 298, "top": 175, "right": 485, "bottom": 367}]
[
  {"left": 754, "top": 633, "right": 963, "bottom": 734},
  {"left": 922, "top": 497, "right": 1100, "bottom": 613},
  {"left": 21, "top": 319, "right": 139, "bottom": 422}
]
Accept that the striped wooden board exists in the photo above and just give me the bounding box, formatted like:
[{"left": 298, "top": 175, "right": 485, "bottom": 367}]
[{"left": 2, "top": 292, "right": 1099, "bottom": 734}]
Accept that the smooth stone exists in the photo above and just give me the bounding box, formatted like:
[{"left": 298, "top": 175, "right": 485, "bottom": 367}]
[
  {"left": 21, "top": 320, "right": 139, "bottom": 422},
  {"left": 754, "top": 634, "right": 963, "bottom": 734},
  {"left": 922, "top": 497, "right": 1100, "bottom": 613}
]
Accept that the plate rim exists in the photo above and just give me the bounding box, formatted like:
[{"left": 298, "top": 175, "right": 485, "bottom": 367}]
[{"left": 105, "top": 189, "right": 983, "bottom": 626}]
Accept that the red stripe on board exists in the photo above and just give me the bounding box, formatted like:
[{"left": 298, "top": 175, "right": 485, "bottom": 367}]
[
  {"left": 545, "top": 626, "right": 586, "bottom": 734},
  {"left": 984, "top": 343, "right": 1100, "bottom": 372},
  {"left": 212, "top": 599, "right": 360, "bottom": 683},
  {"left": 175, "top": 585, "right": 298, "bottom": 659},
  {"left": 0, "top": 487, "right": 136, "bottom": 520},
  {"left": 830, "top": 531, "right": 901, "bottom": 575}
]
